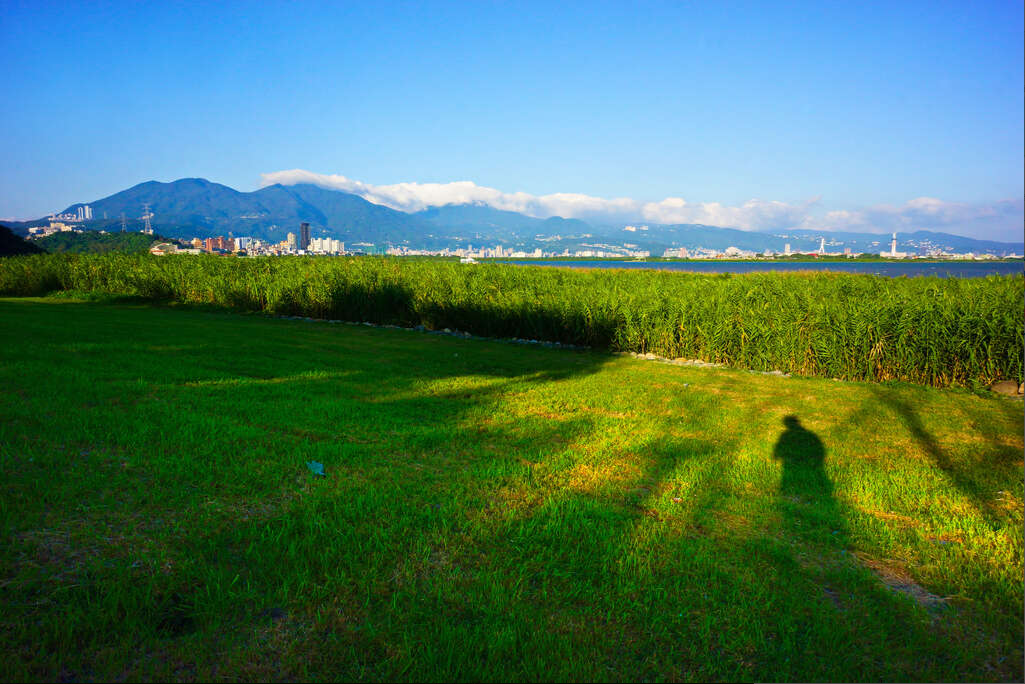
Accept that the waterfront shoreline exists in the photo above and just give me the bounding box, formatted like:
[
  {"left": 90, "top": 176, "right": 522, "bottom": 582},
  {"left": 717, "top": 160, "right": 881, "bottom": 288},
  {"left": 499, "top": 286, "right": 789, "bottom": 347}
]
[{"left": 499, "top": 258, "right": 1025, "bottom": 278}]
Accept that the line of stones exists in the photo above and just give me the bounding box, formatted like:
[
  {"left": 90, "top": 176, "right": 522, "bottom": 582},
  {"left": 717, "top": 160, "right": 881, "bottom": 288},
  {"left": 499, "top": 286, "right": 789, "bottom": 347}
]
[{"left": 273, "top": 314, "right": 794, "bottom": 377}]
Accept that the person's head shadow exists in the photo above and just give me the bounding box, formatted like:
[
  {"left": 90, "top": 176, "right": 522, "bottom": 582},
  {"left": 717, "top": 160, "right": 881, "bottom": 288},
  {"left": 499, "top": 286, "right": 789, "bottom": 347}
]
[{"left": 775, "top": 415, "right": 825, "bottom": 472}]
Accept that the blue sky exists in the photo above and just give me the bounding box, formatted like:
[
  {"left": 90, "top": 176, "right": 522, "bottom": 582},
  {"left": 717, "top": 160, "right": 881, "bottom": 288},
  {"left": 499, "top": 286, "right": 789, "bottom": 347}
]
[{"left": 1, "top": 1, "right": 1022, "bottom": 239}]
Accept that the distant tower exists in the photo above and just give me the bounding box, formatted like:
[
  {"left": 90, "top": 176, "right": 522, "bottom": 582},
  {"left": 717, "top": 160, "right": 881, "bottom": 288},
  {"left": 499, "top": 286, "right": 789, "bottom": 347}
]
[
  {"left": 890, "top": 232, "right": 898, "bottom": 256},
  {"left": 120, "top": 212, "right": 127, "bottom": 232},
  {"left": 818, "top": 237, "right": 826, "bottom": 253},
  {"left": 784, "top": 243, "right": 792, "bottom": 256},
  {"left": 83, "top": 205, "right": 92, "bottom": 220},
  {"left": 142, "top": 204, "right": 153, "bottom": 235},
  {"left": 299, "top": 222, "right": 311, "bottom": 251}
]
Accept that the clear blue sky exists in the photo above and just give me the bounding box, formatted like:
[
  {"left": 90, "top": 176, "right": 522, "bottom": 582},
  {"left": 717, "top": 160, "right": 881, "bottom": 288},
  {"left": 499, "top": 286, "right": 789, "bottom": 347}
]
[{"left": 1, "top": 0, "right": 1022, "bottom": 234}]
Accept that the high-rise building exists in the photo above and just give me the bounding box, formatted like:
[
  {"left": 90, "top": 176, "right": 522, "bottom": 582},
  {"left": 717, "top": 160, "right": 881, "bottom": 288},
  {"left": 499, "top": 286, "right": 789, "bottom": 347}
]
[
  {"left": 299, "top": 223, "right": 311, "bottom": 251},
  {"left": 286, "top": 232, "right": 297, "bottom": 249},
  {"left": 310, "top": 237, "right": 344, "bottom": 253},
  {"left": 203, "top": 236, "right": 227, "bottom": 252},
  {"left": 784, "top": 243, "right": 792, "bottom": 256},
  {"left": 890, "top": 233, "right": 898, "bottom": 256},
  {"left": 83, "top": 205, "right": 92, "bottom": 220}
]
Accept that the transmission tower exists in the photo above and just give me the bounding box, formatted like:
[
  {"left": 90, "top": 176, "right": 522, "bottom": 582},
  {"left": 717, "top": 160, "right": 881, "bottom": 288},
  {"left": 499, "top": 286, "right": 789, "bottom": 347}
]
[
  {"left": 120, "top": 213, "right": 127, "bottom": 232},
  {"left": 142, "top": 204, "right": 153, "bottom": 235}
]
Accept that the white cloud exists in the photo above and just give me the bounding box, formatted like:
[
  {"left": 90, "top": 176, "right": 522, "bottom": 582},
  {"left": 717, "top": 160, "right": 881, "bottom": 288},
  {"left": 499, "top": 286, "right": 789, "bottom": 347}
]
[
  {"left": 260, "top": 168, "right": 809, "bottom": 229},
  {"left": 640, "top": 197, "right": 818, "bottom": 231},
  {"left": 260, "top": 169, "right": 1023, "bottom": 241},
  {"left": 260, "top": 169, "right": 642, "bottom": 221},
  {"left": 805, "top": 197, "right": 1025, "bottom": 241}
]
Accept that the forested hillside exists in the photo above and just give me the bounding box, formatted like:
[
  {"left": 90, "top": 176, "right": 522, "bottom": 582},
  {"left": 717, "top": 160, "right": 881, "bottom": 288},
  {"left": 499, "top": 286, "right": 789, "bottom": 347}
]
[{"left": 34, "top": 231, "right": 167, "bottom": 254}]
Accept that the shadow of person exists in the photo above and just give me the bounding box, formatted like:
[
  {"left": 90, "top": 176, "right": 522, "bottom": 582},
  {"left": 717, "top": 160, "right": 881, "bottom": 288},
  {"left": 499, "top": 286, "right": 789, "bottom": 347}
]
[{"left": 773, "top": 415, "right": 843, "bottom": 544}]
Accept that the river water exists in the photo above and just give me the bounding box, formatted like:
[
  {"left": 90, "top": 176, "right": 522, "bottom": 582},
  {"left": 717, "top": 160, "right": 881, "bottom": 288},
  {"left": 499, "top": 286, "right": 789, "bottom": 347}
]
[{"left": 501, "top": 260, "right": 1024, "bottom": 278}]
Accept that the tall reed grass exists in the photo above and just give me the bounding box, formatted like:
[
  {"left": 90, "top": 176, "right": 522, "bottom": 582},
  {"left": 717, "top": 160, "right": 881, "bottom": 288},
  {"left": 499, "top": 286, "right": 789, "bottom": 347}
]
[{"left": 1, "top": 253, "right": 1021, "bottom": 387}]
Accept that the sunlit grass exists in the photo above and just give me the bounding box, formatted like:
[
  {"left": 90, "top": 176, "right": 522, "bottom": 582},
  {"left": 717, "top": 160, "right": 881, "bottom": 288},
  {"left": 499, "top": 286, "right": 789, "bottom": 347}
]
[{"left": 0, "top": 297, "right": 1021, "bottom": 681}]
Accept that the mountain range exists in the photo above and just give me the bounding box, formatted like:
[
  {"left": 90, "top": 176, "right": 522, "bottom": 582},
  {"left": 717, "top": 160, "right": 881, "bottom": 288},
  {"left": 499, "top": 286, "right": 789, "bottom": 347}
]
[{"left": 6, "top": 178, "right": 1023, "bottom": 255}]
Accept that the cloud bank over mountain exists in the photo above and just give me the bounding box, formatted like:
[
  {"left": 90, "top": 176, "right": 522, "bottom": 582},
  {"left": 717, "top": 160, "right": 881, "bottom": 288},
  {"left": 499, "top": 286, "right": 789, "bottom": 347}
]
[
  {"left": 260, "top": 169, "right": 1023, "bottom": 240},
  {"left": 811, "top": 198, "right": 1025, "bottom": 242}
]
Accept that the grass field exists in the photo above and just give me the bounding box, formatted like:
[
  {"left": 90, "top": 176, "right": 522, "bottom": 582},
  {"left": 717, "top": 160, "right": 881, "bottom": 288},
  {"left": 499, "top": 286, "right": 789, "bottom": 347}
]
[{"left": 1, "top": 297, "right": 1022, "bottom": 682}]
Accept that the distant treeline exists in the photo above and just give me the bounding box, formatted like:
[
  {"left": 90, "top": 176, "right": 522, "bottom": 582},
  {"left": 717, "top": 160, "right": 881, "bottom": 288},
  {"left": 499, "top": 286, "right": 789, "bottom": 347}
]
[
  {"left": 33, "top": 231, "right": 166, "bottom": 254},
  {"left": 0, "top": 253, "right": 1021, "bottom": 387}
]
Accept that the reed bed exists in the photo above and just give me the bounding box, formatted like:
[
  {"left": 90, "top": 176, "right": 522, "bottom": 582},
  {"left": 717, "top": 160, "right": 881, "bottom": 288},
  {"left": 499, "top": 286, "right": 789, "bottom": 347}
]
[{"left": 1, "top": 253, "right": 1021, "bottom": 387}]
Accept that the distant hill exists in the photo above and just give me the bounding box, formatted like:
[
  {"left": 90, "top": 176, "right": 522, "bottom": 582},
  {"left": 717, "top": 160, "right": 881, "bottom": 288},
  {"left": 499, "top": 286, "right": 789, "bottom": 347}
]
[
  {"left": 35, "top": 231, "right": 168, "bottom": 254},
  {"left": 41, "top": 178, "right": 438, "bottom": 246},
  {"left": 58, "top": 178, "right": 303, "bottom": 240},
  {"left": 0, "top": 225, "right": 44, "bottom": 256},
  {"left": 5, "top": 178, "right": 1022, "bottom": 256},
  {"left": 416, "top": 204, "right": 592, "bottom": 239},
  {"left": 625, "top": 223, "right": 782, "bottom": 252},
  {"left": 282, "top": 183, "right": 437, "bottom": 244}
]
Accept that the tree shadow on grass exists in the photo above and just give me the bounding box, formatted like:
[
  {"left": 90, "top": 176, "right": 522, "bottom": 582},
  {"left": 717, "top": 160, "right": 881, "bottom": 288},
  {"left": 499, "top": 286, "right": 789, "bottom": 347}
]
[
  {"left": 685, "top": 414, "right": 965, "bottom": 681},
  {"left": 868, "top": 385, "right": 1022, "bottom": 526},
  {"left": 429, "top": 407, "right": 941, "bottom": 681},
  {"left": 593, "top": 411, "right": 1002, "bottom": 682}
]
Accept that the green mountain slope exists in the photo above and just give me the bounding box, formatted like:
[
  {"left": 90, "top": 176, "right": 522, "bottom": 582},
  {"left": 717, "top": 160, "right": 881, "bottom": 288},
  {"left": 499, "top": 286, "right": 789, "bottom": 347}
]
[
  {"left": 416, "top": 204, "right": 591, "bottom": 239},
  {"left": 50, "top": 179, "right": 436, "bottom": 245},
  {"left": 279, "top": 184, "right": 437, "bottom": 244}
]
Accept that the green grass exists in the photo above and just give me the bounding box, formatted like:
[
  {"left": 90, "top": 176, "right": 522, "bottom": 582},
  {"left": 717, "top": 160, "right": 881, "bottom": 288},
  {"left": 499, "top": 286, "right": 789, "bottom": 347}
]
[
  {"left": 1, "top": 254, "right": 1022, "bottom": 387},
  {"left": 0, "top": 297, "right": 1021, "bottom": 681}
]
